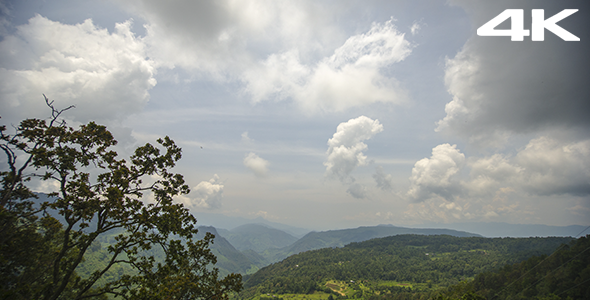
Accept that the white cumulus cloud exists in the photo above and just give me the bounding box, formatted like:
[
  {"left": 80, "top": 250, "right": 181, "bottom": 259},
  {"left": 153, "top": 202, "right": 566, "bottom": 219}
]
[
  {"left": 347, "top": 183, "right": 368, "bottom": 199},
  {"left": 407, "top": 143, "right": 465, "bottom": 202},
  {"left": 0, "top": 15, "right": 156, "bottom": 125},
  {"left": 464, "top": 137, "right": 590, "bottom": 197},
  {"left": 514, "top": 137, "right": 590, "bottom": 196},
  {"left": 325, "top": 116, "right": 383, "bottom": 199},
  {"left": 243, "top": 152, "right": 270, "bottom": 177},
  {"left": 465, "top": 153, "right": 522, "bottom": 196},
  {"left": 188, "top": 175, "right": 224, "bottom": 209},
  {"left": 244, "top": 18, "right": 412, "bottom": 113},
  {"left": 325, "top": 116, "right": 383, "bottom": 183},
  {"left": 406, "top": 136, "right": 590, "bottom": 221}
]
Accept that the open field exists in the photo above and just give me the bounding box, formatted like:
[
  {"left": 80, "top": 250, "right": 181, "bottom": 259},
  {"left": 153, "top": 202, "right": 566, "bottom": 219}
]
[{"left": 250, "top": 292, "right": 333, "bottom": 300}]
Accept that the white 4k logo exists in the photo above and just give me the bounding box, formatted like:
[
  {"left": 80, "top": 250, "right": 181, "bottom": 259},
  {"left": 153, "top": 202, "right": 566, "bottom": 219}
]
[{"left": 477, "top": 9, "right": 580, "bottom": 41}]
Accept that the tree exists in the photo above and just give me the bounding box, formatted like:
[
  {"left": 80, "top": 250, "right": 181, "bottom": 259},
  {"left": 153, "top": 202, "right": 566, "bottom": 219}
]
[{"left": 0, "top": 95, "right": 242, "bottom": 299}]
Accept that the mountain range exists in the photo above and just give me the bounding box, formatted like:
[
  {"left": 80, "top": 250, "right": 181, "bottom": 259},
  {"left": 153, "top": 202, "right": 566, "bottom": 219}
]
[
  {"left": 192, "top": 210, "right": 588, "bottom": 239},
  {"left": 217, "top": 223, "right": 299, "bottom": 253},
  {"left": 29, "top": 193, "right": 590, "bottom": 276},
  {"left": 202, "top": 223, "right": 482, "bottom": 275},
  {"left": 199, "top": 220, "right": 588, "bottom": 276},
  {"left": 417, "top": 222, "right": 589, "bottom": 238},
  {"left": 240, "top": 234, "right": 574, "bottom": 298}
]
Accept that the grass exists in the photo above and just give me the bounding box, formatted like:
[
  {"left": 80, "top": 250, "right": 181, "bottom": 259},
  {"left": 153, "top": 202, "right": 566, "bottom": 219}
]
[
  {"left": 375, "top": 280, "right": 414, "bottom": 288},
  {"left": 246, "top": 279, "right": 440, "bottom": 300},
  {"left": 324, "top": 280, "right": 353, "bottom": 296},
  {"left": 251, "top": 292, "right": 333, "bottom": 300}
]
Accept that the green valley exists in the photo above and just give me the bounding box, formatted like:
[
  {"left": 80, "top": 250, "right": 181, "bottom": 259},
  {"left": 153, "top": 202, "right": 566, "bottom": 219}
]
[
  {"left": 238, "top": 234, "right": 574, "bottom": 300},
  {"left": 71, "top": 218, "right": 587, "bottom": 299}
]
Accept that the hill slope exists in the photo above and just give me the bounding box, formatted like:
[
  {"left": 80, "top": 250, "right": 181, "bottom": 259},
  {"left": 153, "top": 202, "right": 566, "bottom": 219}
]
[
  {"left": 196, "top": 226, "right": 263, "bottom": 275},
  {"left": 242, "top": 234, "right": 572, "bottom": 299},
  {"left": 218, "top": 224, "right": 298, "bottom": 253},
  {"left": 439, "top": 234, "right": 590, "bottom": 299},
  {"left": 262, "top": 225, "right": 481, "bottom": 263}
]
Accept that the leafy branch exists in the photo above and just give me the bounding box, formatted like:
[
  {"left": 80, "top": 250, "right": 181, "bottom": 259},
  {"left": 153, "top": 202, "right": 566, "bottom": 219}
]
[{"left": 1, "top": 95, "right": 242, "bottom": 299}]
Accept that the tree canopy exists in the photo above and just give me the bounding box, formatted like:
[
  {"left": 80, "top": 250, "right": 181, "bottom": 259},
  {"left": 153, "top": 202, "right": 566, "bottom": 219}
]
[
  {"left": 438, "top": 234, "right": 590, "bottom": 300},
  {"left": 240, "top": 234, "right": 571, "bottom": 299},
  {"left": 0, "top": 96, "right": 242, "bottom": 299}
]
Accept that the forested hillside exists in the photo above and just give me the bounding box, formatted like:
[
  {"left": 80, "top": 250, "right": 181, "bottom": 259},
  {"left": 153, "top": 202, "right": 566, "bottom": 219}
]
[
  {"left": 239, "top": 234, "right": 571, "bottom": 299},
  {"left": 438, "top": 234, "right": 590, "bottom": 299},
  {"left": 76, "top": 226, "right": 265, "bottom": 282},
  {"left": 261, "top": 225, "right": 480, "bottom": 263}
]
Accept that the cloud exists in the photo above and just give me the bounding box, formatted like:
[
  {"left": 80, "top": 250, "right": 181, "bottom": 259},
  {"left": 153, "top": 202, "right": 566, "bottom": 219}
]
[
  {"left": 124, "top": 0, "right": 241, "bottom": 74},
  {"left": 324, "top": 116, "right": 383, "bottom": 183},
  {"left": 514, "top": 137, "right": 590, "bottom": 196},
  {"left": 410, "top": 22, "right": 421, "bottom": 35},
  {"left": 373, "top": 166, "right": 393, "bottom": 191},
  {"left": 324, "top": 116, "right": 383, "bottom": 199},
  {"left": 410, "top": 0, "right": 590, "bottom": 224},
  {"left": 243, "top": 18, "right": 412, "bottom": 113},
  {"left": 118, "top": 0, "right": 340, "bottom": 78},
  {"left": 408, "top": 136, "right": 590, "bottom": 205},
  {"left": 407, "top": 144, "right": 465, "bottom": 202},
  {"left": 117, "top": 1, "right": 411, "bottom": 113},
  {"left": 0, "top": 15, "right": 156, "bottom": 125},
  {"left": 241, "top": 131, "right": 253, "bottom": 144},
  {"left": 437, "top": 0, "right": 590, "bottom": 146},
  {"left": 464, "top": 137, "right": 590, "bottom": 197},
  {"left": 243, "top": 152, "right": 270, "bottom": 177},
  {"left": 187, "top": 175, "right": 224, "bottom": 209},
  {"left": 347, "top": 183, "right": 368, "bottom": 199},
  {"left": 465, "top": 154, "right": 523, "bottom": 196}
]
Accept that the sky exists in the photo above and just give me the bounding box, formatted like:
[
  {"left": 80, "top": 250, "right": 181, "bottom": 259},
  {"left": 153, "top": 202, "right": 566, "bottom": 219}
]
[{"left": 0, "top": 0, "right": 589, "bottom": 231}]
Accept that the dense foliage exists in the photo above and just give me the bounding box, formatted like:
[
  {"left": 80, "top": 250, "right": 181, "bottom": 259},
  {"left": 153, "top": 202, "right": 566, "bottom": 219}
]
[
  {"left": 438, "top": 234, "right": 590, "bottom": 300},
  {"left": 240, "top": 234, "right": 571, "bottom": 299},
  {"left": 0, "top": 97, "right": 242, "bottom": 299},
  {"left": 261, "top": 226, "right": 480, "bottom": 264}
]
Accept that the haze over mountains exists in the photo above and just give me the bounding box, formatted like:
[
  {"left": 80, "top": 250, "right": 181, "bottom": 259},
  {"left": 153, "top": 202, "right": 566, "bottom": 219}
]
[
  {"left": 194, "top": 211, "right": 588, "bottom": 239},
  {"left": 417, "top": 222, "right": 589, "bottom": 238},
  {"left": 199, "top": 223, "right": 482, "bottom": 275},
  {"left": 34, "top": 193, "right": 588, "bottom": 240},
  {"left": 218, "top": 224, "right": 299, "bottom": 253},
  {"left": 195, "top": 220, "right": 588, "bottom": 276},
  {"left": 33, "top": 193, "right": 589, "bottom": 277}
]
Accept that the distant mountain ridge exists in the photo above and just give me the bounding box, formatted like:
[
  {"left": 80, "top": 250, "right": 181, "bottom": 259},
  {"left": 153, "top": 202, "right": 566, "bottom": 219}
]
[
  {"left": 196, "top": 223, "right": 484, "bottom": 273},
  {"left": 217, "top": 223, "right": 298, "bottom": 253},
  {"left": 196, "top": 226, "right": 264, "bottom": 275},
  {"left": 192, "top": 210, "right": 587, "bottom": 239},
  {"left": 418, "top": 222, "right": 589, "bottom": 238},
  {"left": 260, "top": 224, "right": 481, "bottom": 263},
  {"left": 28, "top": 193, "right": 589, "bottom": 279},
  {"left": 192, "top": 212, "right": 310, "bottom": 237}
]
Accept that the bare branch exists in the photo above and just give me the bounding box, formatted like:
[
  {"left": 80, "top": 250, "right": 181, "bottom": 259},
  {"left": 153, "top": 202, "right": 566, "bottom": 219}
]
[{"left": 43, "top": 94, "right": 75, "bottom": 127}]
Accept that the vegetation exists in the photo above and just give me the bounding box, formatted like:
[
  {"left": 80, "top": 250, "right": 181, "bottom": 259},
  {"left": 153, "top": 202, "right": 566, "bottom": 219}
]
[
  {"left": 0, "top": 96, "right": 242, "bottom": 299},
  {"left": 256, "top": 225, "right": 481, "bottom": 264},
  {"left": 239, "top": 234, "right": 572, "bottom": 300},
  {"left": 437, "top": 234, "right": 590, "bottom": 299},
  {"left": 4, "top": 96, "right": 584, "bottom": 300}
]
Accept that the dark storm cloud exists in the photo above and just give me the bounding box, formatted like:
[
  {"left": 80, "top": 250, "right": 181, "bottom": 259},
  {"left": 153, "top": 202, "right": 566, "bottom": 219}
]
[
  {"left": 124, "top": 0, "right": 231, "bottom": 41},
  {"left": 439, "top": 0, "right": 590, "bottom": 144}
]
